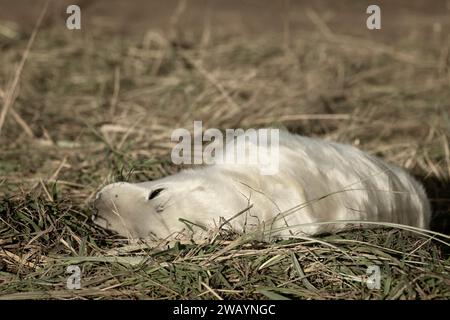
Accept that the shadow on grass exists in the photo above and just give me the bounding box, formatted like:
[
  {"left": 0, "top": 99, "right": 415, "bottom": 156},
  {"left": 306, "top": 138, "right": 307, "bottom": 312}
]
[{"left": 416, "top": 175, "right": 450, "bottom": 236}]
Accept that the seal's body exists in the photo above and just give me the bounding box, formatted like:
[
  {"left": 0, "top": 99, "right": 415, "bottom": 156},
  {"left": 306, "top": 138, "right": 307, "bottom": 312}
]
[{"left": 93, "top": 130, "right": 430, "bottom": 239}]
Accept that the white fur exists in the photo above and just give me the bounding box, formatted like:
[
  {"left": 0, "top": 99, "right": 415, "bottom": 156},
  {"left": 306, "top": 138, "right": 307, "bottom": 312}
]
[{"left": 93, "top": 130, "right": 431, "bottom": 239}]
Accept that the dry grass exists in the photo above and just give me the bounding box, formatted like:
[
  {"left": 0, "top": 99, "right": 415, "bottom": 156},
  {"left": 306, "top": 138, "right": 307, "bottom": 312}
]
[{"left": 0, "top": 1, "right": 449, "bottom": 299}]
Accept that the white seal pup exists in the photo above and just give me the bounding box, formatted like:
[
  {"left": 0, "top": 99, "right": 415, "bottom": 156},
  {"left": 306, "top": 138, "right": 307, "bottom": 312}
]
[{"left": 92, "top": 130, "right": 430, "bottom": 240}]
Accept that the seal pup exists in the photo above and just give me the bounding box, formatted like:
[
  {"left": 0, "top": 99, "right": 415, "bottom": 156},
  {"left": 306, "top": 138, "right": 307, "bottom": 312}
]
[{"left": 92, "top": 130, "right": 430, "bottom": 239}]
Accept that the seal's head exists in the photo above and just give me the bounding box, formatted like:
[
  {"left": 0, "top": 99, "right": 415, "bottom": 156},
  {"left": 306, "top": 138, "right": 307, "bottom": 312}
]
[{"left": 92, "top": 182, "right": 172, "bottom": 239}]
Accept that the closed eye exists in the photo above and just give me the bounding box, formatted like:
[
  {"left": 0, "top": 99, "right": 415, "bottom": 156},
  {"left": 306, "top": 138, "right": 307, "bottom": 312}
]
[{"left": 148, "top": 188, "right": 165, "bottom": 200}]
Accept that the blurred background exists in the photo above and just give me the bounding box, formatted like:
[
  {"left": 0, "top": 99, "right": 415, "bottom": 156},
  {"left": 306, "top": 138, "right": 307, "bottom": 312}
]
[
  {"left": 1, "top": 0, "right": 449, "bottom": 38},
  {"left": 1, "top": 0, "right": 449, "bottom": 204}
]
